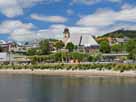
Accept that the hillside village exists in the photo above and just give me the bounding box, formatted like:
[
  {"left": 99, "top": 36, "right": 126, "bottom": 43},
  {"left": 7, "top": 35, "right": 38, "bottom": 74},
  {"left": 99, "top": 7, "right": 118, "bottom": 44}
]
[{"left": 0, "top": 28, "right": 136, "bottom": 64}]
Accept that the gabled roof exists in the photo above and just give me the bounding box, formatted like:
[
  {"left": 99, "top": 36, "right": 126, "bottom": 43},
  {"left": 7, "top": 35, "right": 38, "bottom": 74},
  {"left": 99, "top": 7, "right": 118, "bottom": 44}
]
[
  {"left": 66, "top": 33, "right": 99, "bottom": 47},
  {"left": 67, "top": 34, "right": 81, "bottom": 45},
  {"left": 80, "top": 34, "right": 99, "bottom": 47}
]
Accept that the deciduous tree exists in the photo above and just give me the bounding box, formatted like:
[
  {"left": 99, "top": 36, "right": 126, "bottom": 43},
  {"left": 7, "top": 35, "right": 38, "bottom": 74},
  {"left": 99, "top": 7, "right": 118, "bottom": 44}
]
[
  {"left": 99, "top": 40, "right": 111, "bottom": 53},
  {"left": 66, "top": 42, "right": 75, "bottom": 52}
]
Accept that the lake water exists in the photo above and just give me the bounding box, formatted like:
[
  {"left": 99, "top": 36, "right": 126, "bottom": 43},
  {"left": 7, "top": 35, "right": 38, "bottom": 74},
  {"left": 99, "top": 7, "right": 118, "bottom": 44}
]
[{"left": 0, "top": 74, "right": 136, "bottom": 102}]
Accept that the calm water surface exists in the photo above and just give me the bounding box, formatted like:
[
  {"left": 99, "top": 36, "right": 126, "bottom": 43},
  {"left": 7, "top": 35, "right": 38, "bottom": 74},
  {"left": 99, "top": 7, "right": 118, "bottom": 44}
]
[{"left": 0, "top": 74, "right": 136, "bottom": 102}]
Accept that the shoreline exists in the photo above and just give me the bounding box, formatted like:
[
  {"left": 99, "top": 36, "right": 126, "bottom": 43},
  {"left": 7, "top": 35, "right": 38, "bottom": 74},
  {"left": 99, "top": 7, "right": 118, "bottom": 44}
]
[{"left": 0, "top": 69, "right": 136, "bottom": 77}]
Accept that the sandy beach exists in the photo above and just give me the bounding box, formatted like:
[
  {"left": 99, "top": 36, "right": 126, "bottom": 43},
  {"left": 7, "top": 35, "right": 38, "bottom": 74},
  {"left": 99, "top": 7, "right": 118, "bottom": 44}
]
[{"left": 0, "top": 69, "right": 136, "bottom": 77}]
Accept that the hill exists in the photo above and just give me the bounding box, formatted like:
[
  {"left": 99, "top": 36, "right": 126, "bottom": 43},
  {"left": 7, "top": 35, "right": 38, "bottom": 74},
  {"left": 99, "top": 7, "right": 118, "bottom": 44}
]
[{"left": 101, "top": 29, "right": 136, "bottom": 38}]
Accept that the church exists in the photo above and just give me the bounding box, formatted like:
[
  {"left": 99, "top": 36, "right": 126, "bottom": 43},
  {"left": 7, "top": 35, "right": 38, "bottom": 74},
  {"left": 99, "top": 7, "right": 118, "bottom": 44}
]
[{"left": 62, "top": 28, "right": 99, "bottom": 53}]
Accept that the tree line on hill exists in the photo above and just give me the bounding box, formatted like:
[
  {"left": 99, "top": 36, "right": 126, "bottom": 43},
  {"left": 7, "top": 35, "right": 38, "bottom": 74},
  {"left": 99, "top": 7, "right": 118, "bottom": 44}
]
[{"left": 101, "top": 29, "right": 136, "bottom": 38}]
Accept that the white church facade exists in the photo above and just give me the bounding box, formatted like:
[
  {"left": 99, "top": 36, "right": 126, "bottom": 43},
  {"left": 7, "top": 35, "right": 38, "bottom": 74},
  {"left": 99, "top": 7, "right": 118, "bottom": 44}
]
[{"left": 62, "top": 28, "right": 99, "bottom": 53}]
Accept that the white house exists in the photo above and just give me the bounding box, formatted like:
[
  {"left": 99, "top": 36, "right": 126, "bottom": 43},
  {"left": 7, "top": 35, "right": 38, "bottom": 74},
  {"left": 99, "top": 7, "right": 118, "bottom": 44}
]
[{"left": 0, "top": 52, "right": 9, "bottom": 62}]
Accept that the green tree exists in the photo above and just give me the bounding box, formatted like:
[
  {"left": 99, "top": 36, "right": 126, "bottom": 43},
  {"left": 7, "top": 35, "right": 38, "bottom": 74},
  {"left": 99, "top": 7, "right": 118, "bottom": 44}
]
[
  {"left": 55, "top": 40, "right": 65, "bottom": 50},
  {"left": 54, "top": 52, "right": 62, "bottom": 62},
  {"left": 70, "top": 52, "right": 85, "bottom": 61},
  {"left": 27, "top": 48, "right": 38, "bottom": 56},
  {"left": 99, "top": 40, "right": 111, "bottom": 53},
  {"left": 66, "top": 42, "right": 75, "bottom": 52},
  {"left": 87, "top": 55, "right": 93, "bottom": 62},
  {"left": 53, "top": 52, "right": 68, "bottom": 62},
  {"left": 39, "top": 40, "right": 50, "bottom": 55},
  {"left": 126, "top": 39, "right": 136, "bottom": 52},
  {"left": 128, "top": 49, "right": 136, "bottom": 60},
  {"left": 125, "top": 39, "right": 136, "bottom": 61},
  {"left": 111, "top": 44, "right": 122, "bottom": 53}
]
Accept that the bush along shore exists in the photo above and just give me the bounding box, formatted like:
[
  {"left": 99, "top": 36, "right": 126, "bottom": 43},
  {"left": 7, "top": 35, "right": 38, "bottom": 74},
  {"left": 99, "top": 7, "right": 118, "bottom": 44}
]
[{"left": 0, "top": 63, "right": 136, "bottom": 72}]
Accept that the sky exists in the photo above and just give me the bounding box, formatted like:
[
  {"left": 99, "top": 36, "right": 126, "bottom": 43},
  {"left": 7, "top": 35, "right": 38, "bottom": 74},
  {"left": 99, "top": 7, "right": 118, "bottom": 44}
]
[{"left": 0, "top": 0, "right": 136, "bottom": 42}]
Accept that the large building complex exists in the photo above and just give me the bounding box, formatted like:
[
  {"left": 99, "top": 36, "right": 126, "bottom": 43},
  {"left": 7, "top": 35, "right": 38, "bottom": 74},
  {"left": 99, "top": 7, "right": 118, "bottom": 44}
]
[{"left": 63, "top": 28, "right": 99, "bottom": 52}]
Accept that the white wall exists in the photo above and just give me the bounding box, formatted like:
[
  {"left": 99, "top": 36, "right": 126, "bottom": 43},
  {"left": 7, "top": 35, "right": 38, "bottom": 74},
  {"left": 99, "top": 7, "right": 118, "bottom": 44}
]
[{"left": 0, "top": 53, "right": 8, "bottom": 61}]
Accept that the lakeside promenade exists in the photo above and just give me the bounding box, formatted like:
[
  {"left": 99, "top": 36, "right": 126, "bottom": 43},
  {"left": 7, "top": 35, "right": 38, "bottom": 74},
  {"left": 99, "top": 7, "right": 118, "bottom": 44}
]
[{"left": 0, "top": 69, "right": 136, "bottom": 77}]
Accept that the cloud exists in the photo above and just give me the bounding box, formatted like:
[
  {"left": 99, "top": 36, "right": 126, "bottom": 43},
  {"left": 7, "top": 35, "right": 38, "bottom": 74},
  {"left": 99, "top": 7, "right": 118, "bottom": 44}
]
[
  {"left": 97, "top": 23, "right": 136, "bottom": 35},
  {"left": 77, "top": 10, "right": 115, "bottom": 26},
  {"left": 0, "top": 20, "right": 36, "bottom": 41},
  {"left": 1, "top": 22, "right": 136, "bottom": 42},
  {"left": 77, "top": 7, "right": 136, "bottom": 27},
  {"left": 67, "top": 9, "right": 74, "bottom": 15},
  {"left": 11, "top": 29, "right": 36, "bottom": 41},
  {"left": 0, "top": 20, "right": 35, "bottom": 34},
  {"left": 72, "top": 0, "right": 99, "bottom": 5},
  {"left": 37, "top": 22, "right": 136, "bottom": 40},
  {"left": 0, "top": 0, "right": 43, "bottom": 17},
  {"left": 30, "top": 14, "right": 67, "bottom": 23},
  {"left": 71, "top": 0, "right": 122, "bottom": 5},
  {"left": 76, "top": 6, "right": 136, "bottom": 35},
  {"left": 37, "top": 24, "right": 98, "bottom": 39},
  {"left": 121, "top": 3, "right": 134, "bottom": 10},
  {"left": 1, "top": 3, "right": 136, "bottom": 42},
  {"left": 0, "top": 0, "right": 23, "bottom": 17},
  {"left": 0, "top": 0, "right": 62, "bottom": 17},
  {"left": 109, "top": 0, "right": 122, "bottom": 2}
]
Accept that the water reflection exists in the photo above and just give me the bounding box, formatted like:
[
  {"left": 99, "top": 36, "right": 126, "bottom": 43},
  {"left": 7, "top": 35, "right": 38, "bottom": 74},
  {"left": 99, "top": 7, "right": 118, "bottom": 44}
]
[{"left": 0, "top": 74, "right": 136, "bottom": 102}]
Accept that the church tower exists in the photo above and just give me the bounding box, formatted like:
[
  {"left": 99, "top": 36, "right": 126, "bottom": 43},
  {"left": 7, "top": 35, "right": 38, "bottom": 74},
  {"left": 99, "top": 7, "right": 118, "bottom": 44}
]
[
  {"left": 63, "top": 28, "right": 70, "bottom": 39},
  {"left": 63, "top": 28, "right": 70, "bottom": 45}
]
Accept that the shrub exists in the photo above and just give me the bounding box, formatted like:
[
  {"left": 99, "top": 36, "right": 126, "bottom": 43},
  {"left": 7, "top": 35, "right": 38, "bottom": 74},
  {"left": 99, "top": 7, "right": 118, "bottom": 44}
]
[{"left": 0, "top": 63, "right": 136, "bottom": 71}]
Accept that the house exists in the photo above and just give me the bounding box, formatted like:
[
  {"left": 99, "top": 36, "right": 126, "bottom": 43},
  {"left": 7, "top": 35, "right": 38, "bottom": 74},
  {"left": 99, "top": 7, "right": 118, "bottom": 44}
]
[
  {"left": 63, "top": 28, "right": 99, "bottom": 53},
  {"left": 10, "top": 41, "right": 40, "bottom": 54},
  {"left": 101, "top": 53, "right": 129, "bottom": 63},
  {"left": 0, "top": 52, "right": 9, "bottom": 63},
  {"left": 0, "top": 40, "right": 31, "bottom": 64},
  {"left": 0, "top": 40, "right": 12, "bottom": 52},
  {"left": 96, "top": 36, "right": 130, "bottom": 46},
  {"left": 114, "top": 37, "right": 130, "bottom": 45}
]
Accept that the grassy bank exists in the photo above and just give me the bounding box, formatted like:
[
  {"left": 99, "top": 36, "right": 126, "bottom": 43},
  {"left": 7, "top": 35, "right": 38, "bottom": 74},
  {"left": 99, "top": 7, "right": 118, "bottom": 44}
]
[{"left": 0, "top": 63, "right": 136, "bottom": 72}]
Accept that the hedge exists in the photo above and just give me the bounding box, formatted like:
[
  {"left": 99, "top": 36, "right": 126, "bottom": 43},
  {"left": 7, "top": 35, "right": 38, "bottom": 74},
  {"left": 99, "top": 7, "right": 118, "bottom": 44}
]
[{"left": 0, "top": 63, "right": 136, "bottom": 72}]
